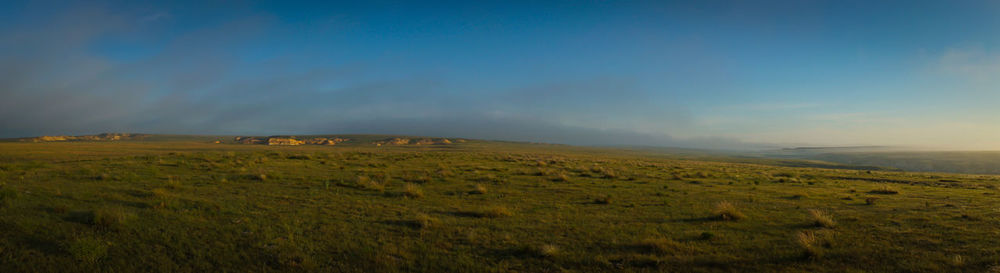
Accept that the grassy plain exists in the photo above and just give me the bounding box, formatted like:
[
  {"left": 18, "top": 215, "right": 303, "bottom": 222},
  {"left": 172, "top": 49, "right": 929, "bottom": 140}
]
[{"left": 1, "top": 137, "right": 999, "bottom": 272}]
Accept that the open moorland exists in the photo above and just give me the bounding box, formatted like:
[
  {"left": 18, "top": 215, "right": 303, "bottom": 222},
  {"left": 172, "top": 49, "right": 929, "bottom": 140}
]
[{"left": 1, "top": 135, "right": 999, "bottom": 272}]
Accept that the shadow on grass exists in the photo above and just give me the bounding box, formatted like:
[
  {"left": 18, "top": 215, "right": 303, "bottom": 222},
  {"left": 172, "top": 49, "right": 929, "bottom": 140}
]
[
  {"left": 380, "top": 220, "right": 424, "bottom": 229},
  {"left": 444, "top": 211, "right": 486, "bottom": 218},
  {"left": 118, "top": 189, "right": 153, "bottom": 198},
  {"left": 108, "top": 199, "right": 151, "bottom": 209},
  {"left": 0, "top": 222, "right": 65, "bottom": 255},
  {"left": 664, "top": 216, "right": 721, "bottom": 223},
  {"left": 63, "top": 210, "right": 95, "bottom": 225}
]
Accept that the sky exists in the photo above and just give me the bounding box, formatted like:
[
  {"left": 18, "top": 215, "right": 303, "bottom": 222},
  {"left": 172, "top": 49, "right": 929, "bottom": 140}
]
[{"left": 2, "top": 0, "right": 1000, "bottom": 150}]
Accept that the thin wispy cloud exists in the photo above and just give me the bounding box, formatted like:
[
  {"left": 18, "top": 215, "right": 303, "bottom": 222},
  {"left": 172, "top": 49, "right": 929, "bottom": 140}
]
[{"left": 2, "top": 1, "right": 1000, "bottom": 150}]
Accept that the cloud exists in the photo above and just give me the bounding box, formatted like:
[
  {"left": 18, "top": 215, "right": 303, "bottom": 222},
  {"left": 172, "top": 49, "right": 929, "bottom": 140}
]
[
  {"left": 938, "top": 47, "right": 1000, "bottom": 88},
  {"left": 0, "top": 4, "right": 755, "bottom": 150}
]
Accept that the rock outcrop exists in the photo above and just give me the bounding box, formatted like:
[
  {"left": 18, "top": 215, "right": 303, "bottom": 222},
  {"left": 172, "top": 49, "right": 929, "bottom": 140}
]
[
  {"left": 267, "top": 137, "right": 305, "bottom": 146},
  {"left": 26, "top": 133, "right": 150, "bottom": 142},
  {"left": 304, "top": 138, "right": 348, "bottom": 145},
  {"left": 233, "top": 136, "right": 349, "bottom": 146},
  {"left": 374, "top": 137, "right": 454, "bottom": 146},
  {"left": 235, "top": 136, "right": 267, "bottom": 144}
]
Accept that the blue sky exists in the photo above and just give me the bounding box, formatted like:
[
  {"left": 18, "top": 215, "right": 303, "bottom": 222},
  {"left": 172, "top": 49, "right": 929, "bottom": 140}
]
[{"left": 2, "top": 0, "right": 999, "bottom": 149}]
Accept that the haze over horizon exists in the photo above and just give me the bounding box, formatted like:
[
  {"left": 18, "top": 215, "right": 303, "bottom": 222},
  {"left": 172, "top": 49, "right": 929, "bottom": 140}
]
[{"left": 3, "top": 1, "right": 1000, "bottom": 150}]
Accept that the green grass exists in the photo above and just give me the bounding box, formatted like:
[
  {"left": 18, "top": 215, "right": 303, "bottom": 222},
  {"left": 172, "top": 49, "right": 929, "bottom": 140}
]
[{"left": 0, "top": 138, "right": 999, "bottom": 272}]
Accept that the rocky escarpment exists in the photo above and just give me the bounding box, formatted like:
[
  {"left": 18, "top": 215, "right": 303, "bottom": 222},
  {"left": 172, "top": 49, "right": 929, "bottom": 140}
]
[
  {"left": 230, "top": 136, "right": 459, "bottom": 146},
  {"left": 25, "top": 133, "right": 150, "bottom": 142},
  {"left": 373, "top": 137, "right": 455, "bottom": 146},
  {"left": 233, "top": 136, "right": 348, "bottom": 146}
]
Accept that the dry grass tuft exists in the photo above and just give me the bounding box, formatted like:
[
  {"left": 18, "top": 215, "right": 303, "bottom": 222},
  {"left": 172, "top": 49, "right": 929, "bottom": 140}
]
[
  {"left": 949, "top": 254, "right": 966, "bottom": 267},
  {"left": 470, "top": 184, "right": 487, "bottom": 194},
  {"left": 713, "top": 201, "right": 745, "bottom": 221},
  {"left": 165, "top": 176, "right": 182, "bottom": 189},
  {"left": 551, "top": 172, "right": 570, "bottom": 182},
  {"left": 150, "top": 188, "right": 173, "bottom": 209},
  {"left": 402, "top": 183, "right": 424, "bottom": 198},
  {"left": 869, "top": 184, "right": 899, "bottom": 194},
  {"left": 795, "top": 230, "right": 833, "bottom": 259},
  {"left": 527, "top": 244, "right": 559, "bottom": 258},
  {"left": 412, "top": 213, "right": 437, "bottom": 229},
  {"left": 92, "top": 206, "right": 133, "bottom": 229},
  {"left": 796, "top": 231, "right": 822, "bottom": 258},
  {"left": 355, "top": 175, "right": 384, "bottom": 192},
  {"left": 808, "top": 209, "right": 836, "bottom": 228}
]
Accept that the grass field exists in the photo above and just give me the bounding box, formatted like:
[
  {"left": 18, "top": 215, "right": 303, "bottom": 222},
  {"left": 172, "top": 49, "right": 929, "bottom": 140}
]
[{"left": 1, "top": 137, "right": 999, "bottom": 272}]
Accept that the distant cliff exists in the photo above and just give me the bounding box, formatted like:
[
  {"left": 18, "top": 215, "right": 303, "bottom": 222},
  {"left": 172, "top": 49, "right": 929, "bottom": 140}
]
[{"left": 23, "top": 133, "right": 150, "bottom": 142}]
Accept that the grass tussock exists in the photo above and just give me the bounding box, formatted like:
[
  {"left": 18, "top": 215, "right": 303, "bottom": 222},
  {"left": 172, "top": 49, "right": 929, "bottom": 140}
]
[
  {"left": 470, "top": 184, "right": 487, "bottom": 194},
  {"left": 596, "top": 167, "right": 617, "bottom": 179},
  {"left": 355, "top": 175, "right": 385, "bottom": 192},
  {"left": 808, "top": 209, "right": 836, "bottom": 228},
  {"left": 92, "top": 206, "right": 133, "bottom": 229},
  {"left": 796, "top": 231, "right": 822, "bottom": 258},
  {"left": 551, "top": 172, "right": 570, "bottom": 182},
  {"left": 950, "top": 254, "right": 967, "bottom": 267},
  {"left": 402, "top": 183, "right": 424, "bottom": 198},
  {"left": 474, "top": 206, "right": 513, "bottom": 218},
  {"left": 150, "top": 188, "right": 173, "bottom": 209},
  {"left": 165, "top": 176, "right": 181, "bottom": 188},
  {"left": 435, "top": 168, "right": 454, "bottom": 177},
  {"left": 403, "top": 172, "right": 432, "bottom": 184},
  {"left": 870, "top": 184, "right": 899, "bottom": 194},
  {"left": 526, "top": 244, "right": 559, "bottom": 258},
  {"left": 713, "top": 201, "right": 745, "bottom": 221},
  {"left": 795, "top": 230, "right": 833, "bottom": 259},
  {"left": 411, "top": 213, "right": 437, "bottom": 229}
]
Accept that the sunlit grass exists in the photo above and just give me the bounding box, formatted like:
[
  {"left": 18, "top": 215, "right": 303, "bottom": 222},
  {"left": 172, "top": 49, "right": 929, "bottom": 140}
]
[{"left": 0, "top": 139, "right": 997, "bottom": 272}]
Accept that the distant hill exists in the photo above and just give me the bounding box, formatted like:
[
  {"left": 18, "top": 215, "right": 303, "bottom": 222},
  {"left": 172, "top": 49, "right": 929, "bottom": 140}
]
[
  {"left": 805, "top": 151, "right": 1000, "bottom": 175},
  {"left": 759, "top": 147, "right": 1000, "bottom": 175},
  {"left": 6, "top": 133, "right": 472, "bottom": 147},
  {"left": 15, "top": 133, "right": 151, "bottom": 142},
  {"left": 14, "top": 133, "right": 1000, "bottom": 175}
]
